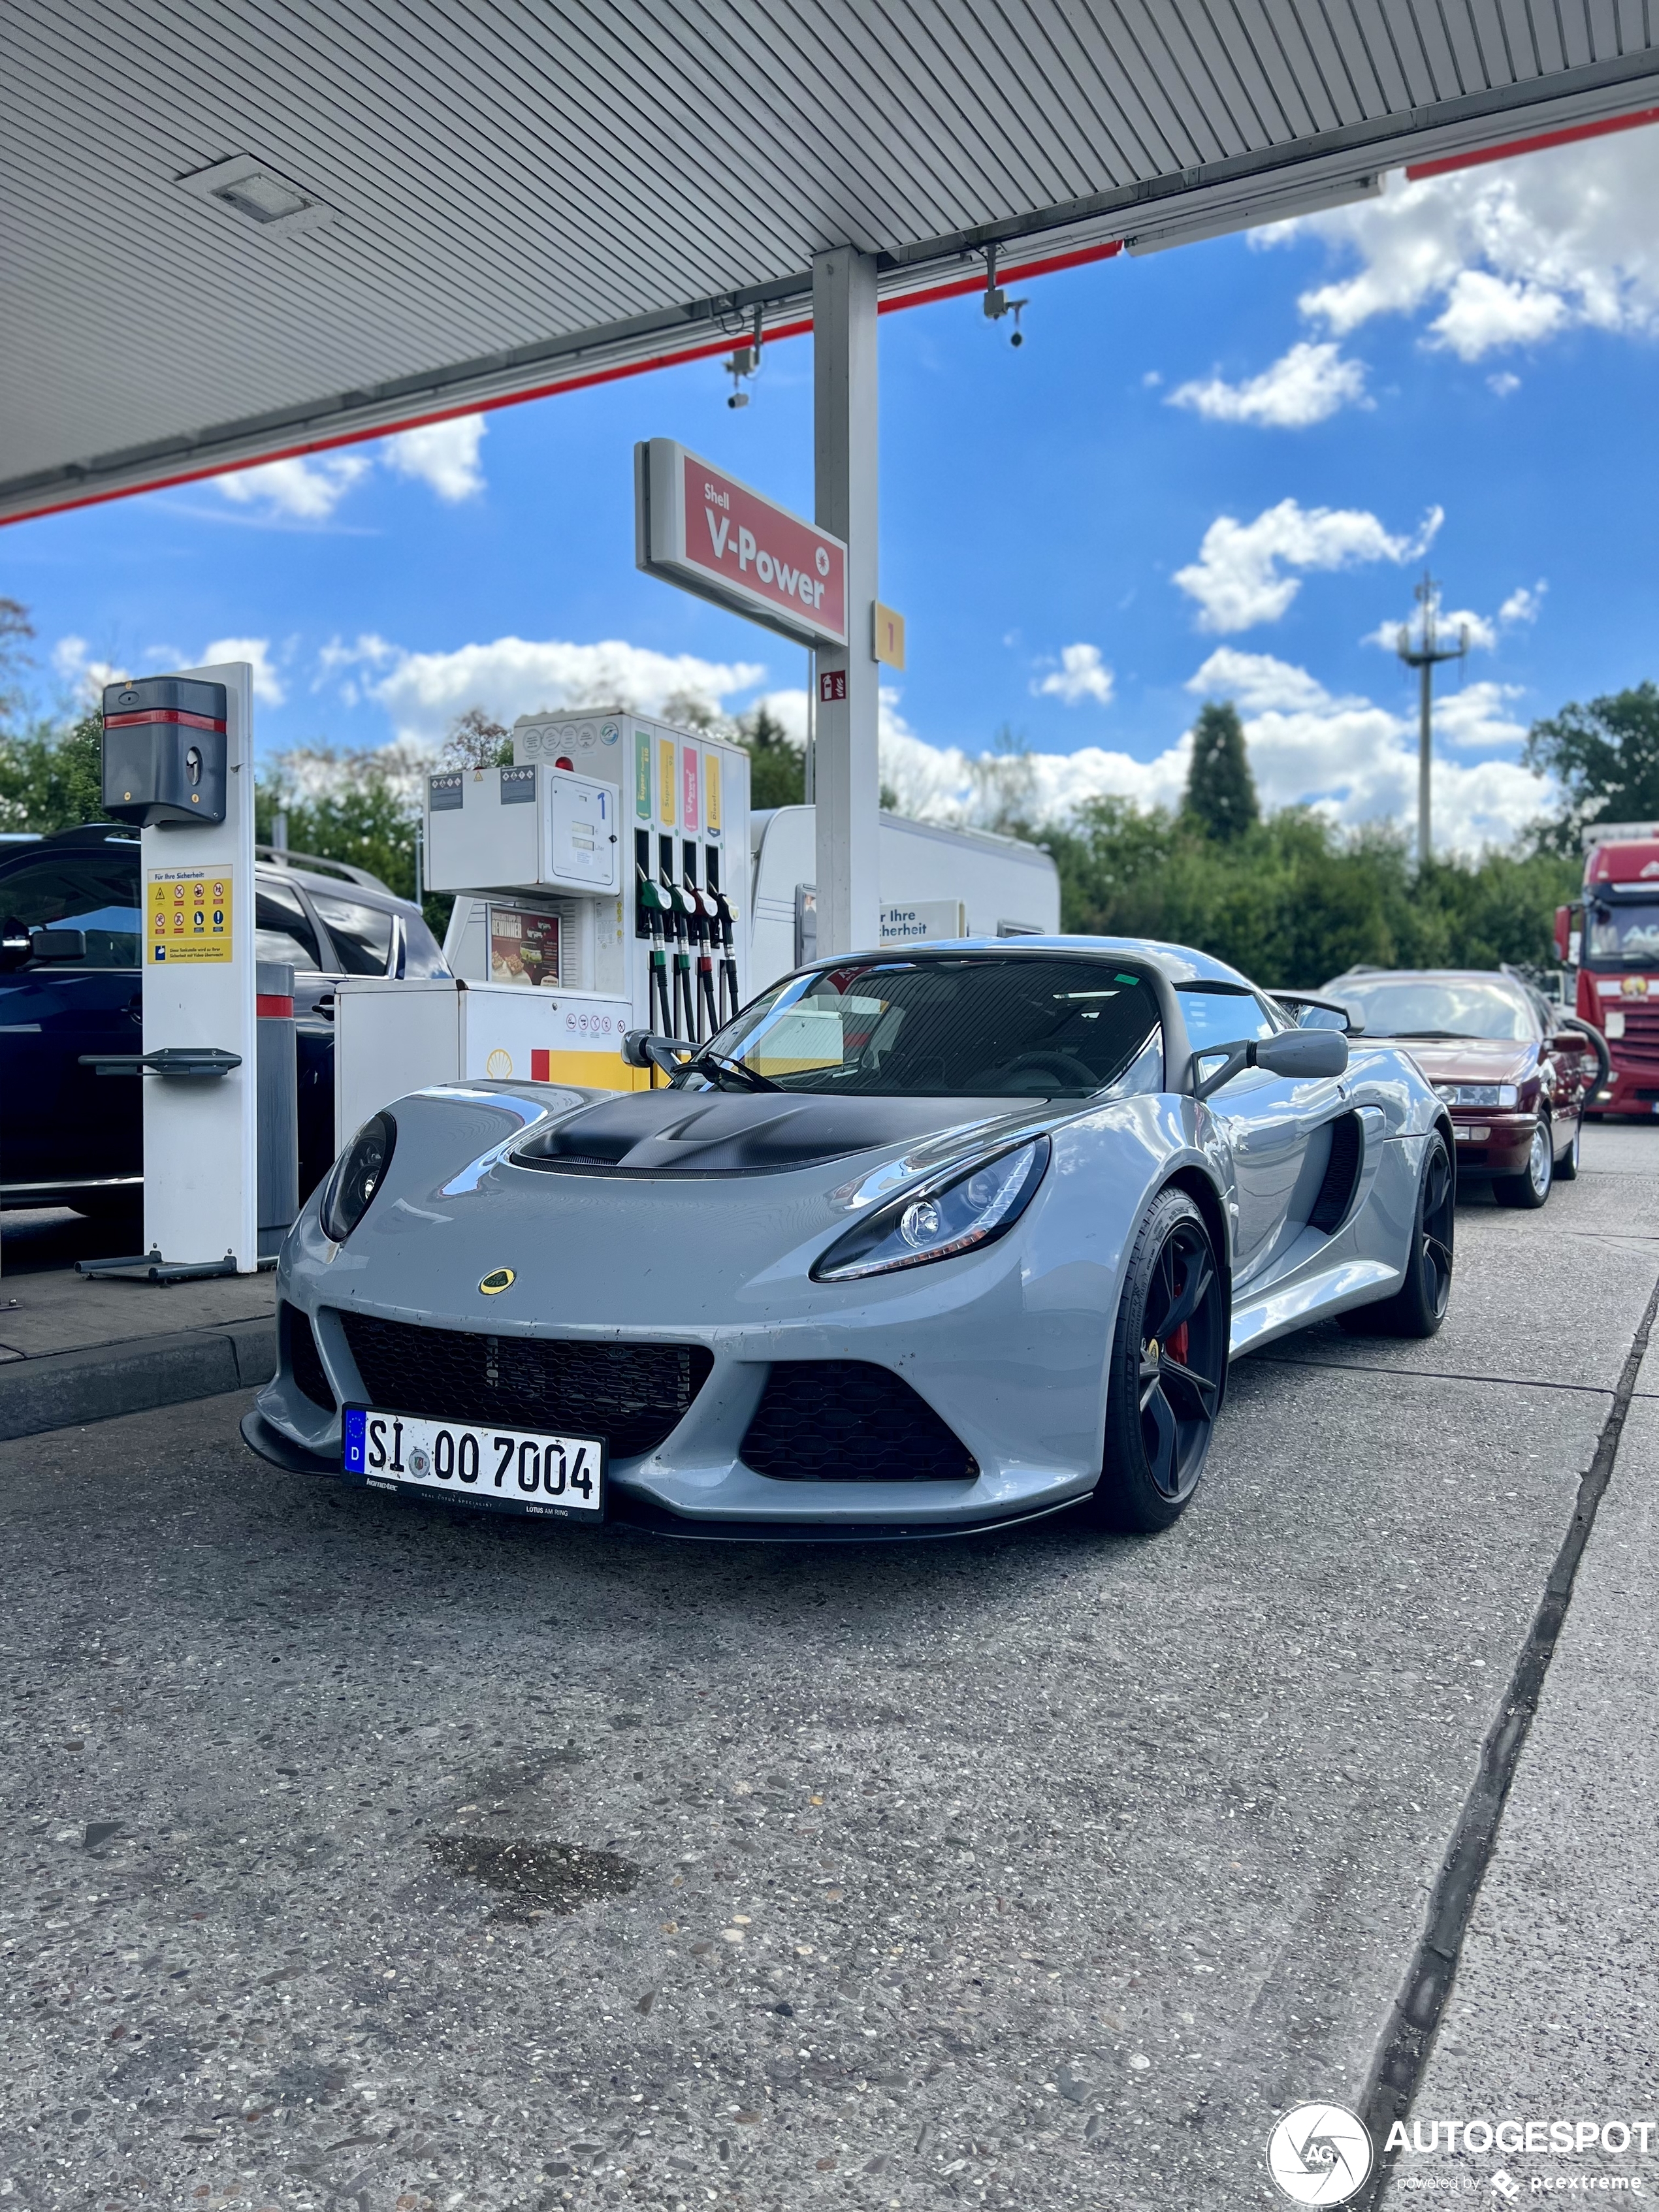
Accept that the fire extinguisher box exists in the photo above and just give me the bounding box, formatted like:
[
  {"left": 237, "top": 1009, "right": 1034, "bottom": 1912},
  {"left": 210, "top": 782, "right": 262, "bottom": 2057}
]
[{"left": 102, "top": 677, "right": 229, "bottom": 827}]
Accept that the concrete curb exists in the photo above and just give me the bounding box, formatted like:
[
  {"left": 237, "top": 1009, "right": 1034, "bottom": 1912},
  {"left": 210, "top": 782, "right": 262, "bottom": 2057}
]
[{"left": 0, "top": 1319, "right": 276, "bottom": 1443}]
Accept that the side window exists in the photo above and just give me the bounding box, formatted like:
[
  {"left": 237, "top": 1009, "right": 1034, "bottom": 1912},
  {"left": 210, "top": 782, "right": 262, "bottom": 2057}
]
[
  {"left": 1176, "top": 986, "right": 1276, "bottom": 1055},
  {"left": 0, "top": 856, "right": 141, "bottom": 969},
  {"left": 255, "top": 878, "right": 323, "bottom": 972},
  {"left": 400, "top": 911, "right": 450, "bottom": 978},
  {"left": 310, "top": 892, "right": 395, "bottom": 976}
]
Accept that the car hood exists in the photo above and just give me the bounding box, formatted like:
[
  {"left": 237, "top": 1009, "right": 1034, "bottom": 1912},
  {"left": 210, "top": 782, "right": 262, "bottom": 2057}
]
[
  {"left": 1382, "top": 1037, "right": 1538, "bottom": 1084},
  {"left": 512, "top": 1087, "right": 1020, "bottom": 1175}
]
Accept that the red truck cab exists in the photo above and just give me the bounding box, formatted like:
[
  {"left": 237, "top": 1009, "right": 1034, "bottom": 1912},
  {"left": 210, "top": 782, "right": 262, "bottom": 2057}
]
[{"left": 1558, "top": 822, "right": 1659, "bottom": 1115}]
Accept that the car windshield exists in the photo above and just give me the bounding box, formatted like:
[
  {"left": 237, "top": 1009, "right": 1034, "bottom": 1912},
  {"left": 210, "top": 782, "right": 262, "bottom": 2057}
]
[
  {"left": 692, "top": 955, "right": 1162, "bottom": 1097},
  {"left": 1586, "top": 900, "right": 1659, "bottom": 969},
  {"left": 1334, "top": 977, "right": 1535, "bottom": 1041}
]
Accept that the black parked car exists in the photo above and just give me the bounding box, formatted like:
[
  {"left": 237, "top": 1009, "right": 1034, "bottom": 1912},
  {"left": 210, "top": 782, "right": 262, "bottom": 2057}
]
[{"left": 0, "top": 824, "right": 447, "bottom": 1223}]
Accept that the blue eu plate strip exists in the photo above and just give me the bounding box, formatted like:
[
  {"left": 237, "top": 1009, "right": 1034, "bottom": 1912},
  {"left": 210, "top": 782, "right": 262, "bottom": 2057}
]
[{"left": 343, "top": 1407, "right": 367, "bottom": 1473}]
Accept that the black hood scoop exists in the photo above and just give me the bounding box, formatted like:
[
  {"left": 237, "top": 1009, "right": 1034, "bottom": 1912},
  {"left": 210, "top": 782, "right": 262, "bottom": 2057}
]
[{"left": 513, "top": 1090, "right": 1008, "bottom": 1176}]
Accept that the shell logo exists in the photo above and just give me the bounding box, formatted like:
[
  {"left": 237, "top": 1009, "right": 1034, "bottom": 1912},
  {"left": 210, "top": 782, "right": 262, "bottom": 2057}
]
[{"left": 486, "top": 1048, "right": 513, "bottom": 1076}]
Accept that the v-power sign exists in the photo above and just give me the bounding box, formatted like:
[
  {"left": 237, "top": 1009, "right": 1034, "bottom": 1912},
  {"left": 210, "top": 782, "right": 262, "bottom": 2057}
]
[{"left": 635, "top": 438, "right": 848, "bottom": 648}]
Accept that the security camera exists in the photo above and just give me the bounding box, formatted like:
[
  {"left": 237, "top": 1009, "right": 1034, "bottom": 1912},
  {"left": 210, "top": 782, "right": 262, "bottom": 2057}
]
[{"left": 727, "top": 393, "right": 749, "bottom": 409}]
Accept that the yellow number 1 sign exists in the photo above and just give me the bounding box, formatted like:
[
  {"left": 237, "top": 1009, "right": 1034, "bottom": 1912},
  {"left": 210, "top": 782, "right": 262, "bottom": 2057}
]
[{"left": 148, "top": 864, "right": 234, "bottom": 964}]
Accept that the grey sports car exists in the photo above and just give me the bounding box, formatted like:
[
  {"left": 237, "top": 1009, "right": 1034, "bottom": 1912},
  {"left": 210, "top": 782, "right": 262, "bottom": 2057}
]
[{"left": 242, "top": 938, "right": 1456, "bottom": 1539}]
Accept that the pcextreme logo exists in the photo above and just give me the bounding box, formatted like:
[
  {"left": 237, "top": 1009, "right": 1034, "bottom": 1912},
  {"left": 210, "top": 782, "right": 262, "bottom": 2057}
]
[{"left": 1266, "top": 2104, "right": 1376, "bottom": 2205}]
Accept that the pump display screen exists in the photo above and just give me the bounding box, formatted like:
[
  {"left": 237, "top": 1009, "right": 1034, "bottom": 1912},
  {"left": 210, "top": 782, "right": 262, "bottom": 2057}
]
[{"left": 489, "top": 905, "right": 560, "bottom": 987}]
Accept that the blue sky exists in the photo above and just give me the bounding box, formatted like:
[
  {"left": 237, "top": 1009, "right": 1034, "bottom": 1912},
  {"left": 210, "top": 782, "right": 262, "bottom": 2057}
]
[{"left": 6, "top": 123, "right": 1658, "bottom": 851}]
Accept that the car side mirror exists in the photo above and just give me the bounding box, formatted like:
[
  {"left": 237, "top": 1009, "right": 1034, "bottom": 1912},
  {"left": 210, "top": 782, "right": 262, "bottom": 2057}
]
[
  {"left": 621, "top": 1027, "right": 697, "bottom": 1076},
  {"left": 1256, "top": 1029, "right": 1348, "bottom": 1079},
  {"left": 1192, "top": 1027, "right": 1348, "bottom": 1101},
  {"left": 30, "top": 927, "right": 87, "bottom": 963}
]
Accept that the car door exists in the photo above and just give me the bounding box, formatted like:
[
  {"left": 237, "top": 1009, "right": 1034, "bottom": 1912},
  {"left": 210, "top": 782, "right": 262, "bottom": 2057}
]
[
  {"left": 0, "top": 842, "right": 144, "bottom": 1199},
  {"left": 1180, "top": 982, "right": 1346, "bottom": 1285}
]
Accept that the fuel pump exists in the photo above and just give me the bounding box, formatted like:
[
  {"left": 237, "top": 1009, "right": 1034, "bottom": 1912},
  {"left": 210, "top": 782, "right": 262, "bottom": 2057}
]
[{"left": 367, "top": 710, "right": 750, "bottom": 1108}]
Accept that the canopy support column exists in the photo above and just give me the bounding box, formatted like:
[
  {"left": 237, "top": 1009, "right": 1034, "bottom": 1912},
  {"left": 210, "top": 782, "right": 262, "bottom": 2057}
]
[{"left": 813, "top": 246, "right": 880, "bottom": 961}]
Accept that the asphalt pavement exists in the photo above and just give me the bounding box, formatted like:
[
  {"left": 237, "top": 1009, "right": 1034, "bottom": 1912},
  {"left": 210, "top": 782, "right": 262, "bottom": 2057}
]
[{"left": 2, "top": 1129, "right": 1656, "bottom": 2212}]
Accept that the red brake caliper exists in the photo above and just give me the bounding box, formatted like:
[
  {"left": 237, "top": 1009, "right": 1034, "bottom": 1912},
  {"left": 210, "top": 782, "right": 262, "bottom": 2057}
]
[{"left": 1167, "top": 1321, "right": 1189, "bottom": 1365}]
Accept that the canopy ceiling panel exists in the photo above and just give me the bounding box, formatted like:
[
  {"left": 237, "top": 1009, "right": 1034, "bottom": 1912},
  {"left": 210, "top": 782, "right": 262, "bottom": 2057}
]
[{"left": 3, "top": 0, "right": 1655, "bottom": 522}]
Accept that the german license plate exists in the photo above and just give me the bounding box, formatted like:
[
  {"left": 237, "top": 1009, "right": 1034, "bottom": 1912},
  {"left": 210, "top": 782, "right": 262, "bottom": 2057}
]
[{"left": 342, "top": 1406, "right": 604, "bottom": 1519}]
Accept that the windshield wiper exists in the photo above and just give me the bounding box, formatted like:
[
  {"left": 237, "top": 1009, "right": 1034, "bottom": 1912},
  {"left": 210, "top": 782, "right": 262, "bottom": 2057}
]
[
  {"left": 683, "top": 1048, "right": 782, "bottom": 1093},
  {"left": 1385, "top": 1029, "right": 1472, "bottom": 1040}
]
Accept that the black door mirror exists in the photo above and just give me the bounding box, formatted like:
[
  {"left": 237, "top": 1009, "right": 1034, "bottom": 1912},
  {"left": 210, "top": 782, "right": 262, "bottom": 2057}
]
[
  {"left": 1192, "top": 1027, "right": 1347, "bottom": 1100},
  {"left": 29, "top": 927, "right": 88, "bottom": 963}
]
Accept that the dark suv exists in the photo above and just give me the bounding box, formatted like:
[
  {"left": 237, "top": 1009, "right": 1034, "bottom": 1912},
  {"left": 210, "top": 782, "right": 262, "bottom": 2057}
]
[{"left": 0, "top": 824, "right": 447, "bottom": 1219}]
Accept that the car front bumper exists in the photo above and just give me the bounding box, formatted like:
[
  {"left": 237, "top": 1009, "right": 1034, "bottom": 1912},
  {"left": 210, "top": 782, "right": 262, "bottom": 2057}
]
[
  {"left": 1445, "top": 1110, "right": 1537, "bottom": 1176},
  {"left": 244, "top": 1161, "right": 1135, "bottom": 1537}
]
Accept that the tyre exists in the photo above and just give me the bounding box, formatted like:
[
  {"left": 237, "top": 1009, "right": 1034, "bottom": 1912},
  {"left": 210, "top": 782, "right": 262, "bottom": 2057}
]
[
  {"left": 1494, "top": 1115, "right": 1553, "bottom": 1210},
  {"left": 1554, "top": 1117, "right": 1581, "bottom": 1181},
  {"left": 1084, "top": 1185, "right": 1226, "bottom": 1533},
  {"left": 1341, "top": 1131, "right": 1455, "bottom": 1338}
]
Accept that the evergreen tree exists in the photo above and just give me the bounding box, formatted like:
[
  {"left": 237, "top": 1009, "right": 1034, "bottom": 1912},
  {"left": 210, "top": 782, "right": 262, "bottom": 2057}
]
[
  {"left": 1184, "top": 700, "right": 1259, "bottom": 842},
  {"left": 739, "top": 701, "right": 806, "bottom": 809}
]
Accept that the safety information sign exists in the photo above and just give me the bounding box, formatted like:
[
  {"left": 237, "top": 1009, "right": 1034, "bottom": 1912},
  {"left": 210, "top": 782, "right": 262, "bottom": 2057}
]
[{"left": 148, "top": 864, "right": 233, "bottom": 963}]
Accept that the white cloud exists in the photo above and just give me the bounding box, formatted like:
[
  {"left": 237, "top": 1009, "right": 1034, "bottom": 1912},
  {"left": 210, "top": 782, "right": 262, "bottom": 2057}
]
[
  {"left": 200, "top": 636, "right": 285, "bottom": 705},
  {"left": 1487, "top": 370, "right": 1522, "bottom": 398},
  {"left": 52, "top": 636, "right": 127, "bottom": 705},
  {"left": 1498, "top": 582, "right": 1545, "bottom": 627},
  {"left": 216, "top": 453, "right": 372, "bottom": 520},
  {"left": 52, "top": 633, "right": 285, "bottom": 708},
  {"left": 1280, "top": 128, "right": 1659, "bottom": 360},
  {"left": 1168, "top": 340, "right": 1369, "bottom": 427},
  {"left": 353, "top": 634, "right": 767, "bottom": 745},
  {"left": 1192, "top": 647, "right": 1550, "bottom": 847},
  {"left": 1429, "top": 271, "right": 1568, "bottom": 360},
  {"left": 381, "top": 415, "right": 487, "bottom": 502},
  {"left": 1436, "top": 681, "right": 1529, "bottom": 750},
  {"left": 1033, "top": 643, "right": 1115, "bottom": 707},
  {"left": 1174, "top": 498, "right": 1440, "bottom": 632},
  {"left": 1185, "top": 647, "right": 1334, "bottom": 714}
]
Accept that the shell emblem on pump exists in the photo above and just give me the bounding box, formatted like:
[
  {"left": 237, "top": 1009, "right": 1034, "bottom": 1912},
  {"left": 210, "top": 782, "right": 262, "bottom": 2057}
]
[{"left": 479, "top": 1267, "right": 516, "bottom": 1296}]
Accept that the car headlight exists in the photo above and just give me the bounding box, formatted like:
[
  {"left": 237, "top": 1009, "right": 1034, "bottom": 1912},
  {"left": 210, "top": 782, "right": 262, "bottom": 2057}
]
[
  {"left": 811, "top": 1138, "right": 1050, "bottom": 1283},
  {"left": 319, "top": 1112, "right": 396, "bottom": 1242},
  {"left": 1434, "top": 1082, "right": 1518, "bottom": 1109}
]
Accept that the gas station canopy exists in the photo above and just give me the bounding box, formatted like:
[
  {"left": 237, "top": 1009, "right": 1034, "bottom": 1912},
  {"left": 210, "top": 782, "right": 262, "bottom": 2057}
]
[{"left": 4, "top": 1, "right": 1657, "bottom": 527}]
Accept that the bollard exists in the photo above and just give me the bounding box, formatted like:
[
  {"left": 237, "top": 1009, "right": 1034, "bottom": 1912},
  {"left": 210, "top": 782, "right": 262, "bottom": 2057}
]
[{"left": 257, "top": 960, "right": 298, "bottom": 1259}]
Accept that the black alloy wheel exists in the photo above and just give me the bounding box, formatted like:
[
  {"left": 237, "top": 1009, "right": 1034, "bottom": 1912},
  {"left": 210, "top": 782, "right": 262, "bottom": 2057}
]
[
  {"left": 1342, "top": 1130, "right": 1455, "bottom": 1338},
  {"left": 1085, "top": 1185, "right": 1226, "bottom": 1532}
]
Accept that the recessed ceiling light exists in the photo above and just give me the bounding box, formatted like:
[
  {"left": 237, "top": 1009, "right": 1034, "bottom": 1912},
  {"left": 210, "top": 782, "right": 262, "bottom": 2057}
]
[{"left": 178, "top": 155, "right": 332, "bottom": 239}]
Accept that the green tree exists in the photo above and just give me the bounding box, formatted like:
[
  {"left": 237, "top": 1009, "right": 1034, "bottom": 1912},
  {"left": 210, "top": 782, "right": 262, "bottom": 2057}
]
[
  {"left": 1045, "top": 798, "right": 1575, "bottom": 982},
  {"left": 1523, "top": 682, "right": 1659, "bottom": 848},
  {"left": 1183, "top": 699, "right": 1259, "bottom": 842},
  {"left": 442, "top": 706, "right": 513, "bottom": 768},
  {"left": 254, "top": 746, "right": 452, "bottom": 938},
  {"left": 0, "top": 711, "right": 105, "bottom": 831},
  {"left": 737, "top": 701, "right": 805, "bottom": 809}
]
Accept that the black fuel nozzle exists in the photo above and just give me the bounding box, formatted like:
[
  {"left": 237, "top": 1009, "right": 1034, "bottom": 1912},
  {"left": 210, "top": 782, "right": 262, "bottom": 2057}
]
[{"left": 713, "top": 889, "right": 737, "bottom": 950}]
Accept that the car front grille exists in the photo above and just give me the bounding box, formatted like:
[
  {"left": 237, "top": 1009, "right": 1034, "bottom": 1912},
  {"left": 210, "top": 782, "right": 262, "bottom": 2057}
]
[
  {"left": 1611, "top": 1003, "right": 1659, "bottom": 1066},
  {"left": 334, "top": 1312, "right": 712, "bottom": 1460},
  {"left": 283, "top": 1302, "right": 336, "bottom": 1412},
  {"left": 741, "top": 1360, "right": 978, "bottom": 1483}
]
